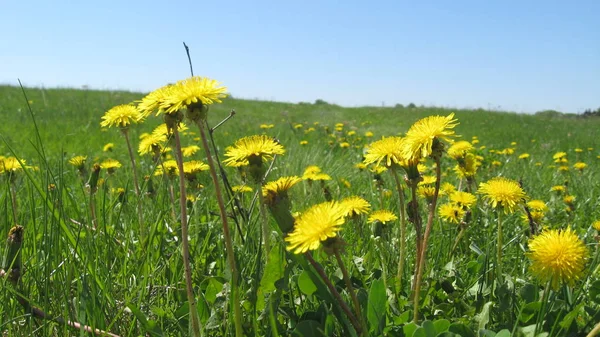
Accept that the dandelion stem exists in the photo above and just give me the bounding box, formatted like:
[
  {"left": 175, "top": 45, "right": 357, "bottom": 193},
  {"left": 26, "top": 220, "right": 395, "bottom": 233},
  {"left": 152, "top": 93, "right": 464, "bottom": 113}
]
[
  {"left": 172, "top": 127, "right": 203, "bottom": 337},
  {"left": 197, "top": 121, "right": 242, "bottom": 337},
  {"left": 304, "top": 252, "right": 361, "bottom": 335},
  {"left": 9, "top": 181, "right": 18, "bottom": 224},
  {"left": 334, "top": 249, "right": 368, "bottom": 337},
  {"left": 390, "top": 168, "right": 407, "bottom": 293},
  {"left": 413, "top": 157, "right": 442, "bottom": 323},
  {"left": 535, "top": 281, "right": 552, "bottom": 336},
  {"left": 122, "top": 129, "right": 144, "bottom": 231},
  {"left": 409, "top": 180, "right": 422, "bottom": 294},
  {"left": 496, "top": 211, "right": 503, "bottom": 281},
  {"left": 258, "top": 188, "right": 271, "bottom": 264},
  {"left": 89, "top": 192, "right": 97, "bottom": 229}
]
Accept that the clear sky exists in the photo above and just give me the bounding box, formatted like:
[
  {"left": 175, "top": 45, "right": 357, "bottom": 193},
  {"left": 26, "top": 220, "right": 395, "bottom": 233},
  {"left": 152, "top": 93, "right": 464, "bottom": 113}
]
[{"left": 1, "top": 1, "right": 598, "bottom": 113}]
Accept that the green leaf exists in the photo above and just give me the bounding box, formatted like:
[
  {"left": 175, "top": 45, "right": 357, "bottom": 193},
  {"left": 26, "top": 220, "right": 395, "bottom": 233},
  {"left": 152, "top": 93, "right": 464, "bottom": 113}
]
[
  {"left": 127, "top": 303, "right": 165, "bottom": 336},
  {"left": 495, "top": 329, "right": 512, "bottom": 337},
  {"left": 589, "top": 280, "right": 600, "bottom": 304},
  {"left": 298, "top": 270, "right": 317, "bottom": 296},
  {"left": 559, "top": 303, "right": 584, "bottom": 329},
  {"left": 478, "top": 329, "right": 496, "bottom": 337},
  {"left": 292, "top": 320, "right": 325, "bottom": 337},
  {"left": 519, "top": 301, "right": 541, "bottom": 324},
  {"left": 260, "top": 245, "right": 286, "bottom": 293},
  {"left": 448, "top": 323, "right": 476, "bottom": 337},
  {"left": 422, "top": 320, "right": 437, "bottom": 337},
  {"left": 412, "top": 327, "right": 427, "bottom": 337},
  {"left": 433, "top": 319, "right": 450, "bottom": 333},
  {"left": 197, "top": 292, "right": 210, "bottom": 325},
  {"left": 519, "top": 283, "right": 538, "bottom": 303},
  {"left": 475, "top": 301, "right": 492, "bottom": 331},
  {"left": 393, "top": 311, "right": 411, "bottom": 325},
  {"left": 203, "top": 277, "right": 224, "bottom": 304},
  {"left": 403, "top": 322, "right": 418, "bottom": 337},
  {"left": 367, "top": 278, "right": 387, "bottom": 335},
  {"left": 436, "top": 333, "right": 458, "bottom": 337}
]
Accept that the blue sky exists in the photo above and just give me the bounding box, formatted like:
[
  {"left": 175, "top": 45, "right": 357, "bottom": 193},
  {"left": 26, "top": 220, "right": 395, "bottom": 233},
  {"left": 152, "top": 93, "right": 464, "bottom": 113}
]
[{"left": 1, "top": 1, "right": 598, "bottom": 113}]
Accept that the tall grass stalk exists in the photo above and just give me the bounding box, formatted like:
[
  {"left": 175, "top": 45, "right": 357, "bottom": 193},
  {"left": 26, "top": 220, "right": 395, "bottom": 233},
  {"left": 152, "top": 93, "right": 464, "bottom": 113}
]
[
  {"left": 413, "top": 157, "right": 442, "bottom": 323},
  {"left": 171, "top": 124, "right": 202, "bottom": 337},
  {"left": 390, "top": 167, "right": 407, "bottom": 292},
  {"left": 196, "top": 120, "right": 242, "bottom": 337}
]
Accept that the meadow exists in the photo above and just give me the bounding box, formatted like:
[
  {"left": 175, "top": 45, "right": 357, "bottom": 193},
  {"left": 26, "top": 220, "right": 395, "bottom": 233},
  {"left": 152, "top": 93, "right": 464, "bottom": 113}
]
[{"left": 1, "top": 83, "right": 600, "bottom": 337}]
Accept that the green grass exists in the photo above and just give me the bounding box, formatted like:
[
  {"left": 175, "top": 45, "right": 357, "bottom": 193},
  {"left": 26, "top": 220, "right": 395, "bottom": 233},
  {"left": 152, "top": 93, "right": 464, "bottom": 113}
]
[{"left": 1, "top": 84, "right": 599, "bottom": 336}]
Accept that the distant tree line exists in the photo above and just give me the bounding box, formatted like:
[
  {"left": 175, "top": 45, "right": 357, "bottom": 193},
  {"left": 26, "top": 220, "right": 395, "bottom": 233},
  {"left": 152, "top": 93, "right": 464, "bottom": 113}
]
[{"left": 581, "top": 107, "right": 600, "bottom": 117}]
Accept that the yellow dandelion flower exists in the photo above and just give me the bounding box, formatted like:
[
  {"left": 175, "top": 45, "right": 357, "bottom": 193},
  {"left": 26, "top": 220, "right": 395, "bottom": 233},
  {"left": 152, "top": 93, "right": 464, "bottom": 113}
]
[
  {"left": 491, "top": 160, "right": 502, "bottom": 167},
  {"left": 573, "top": 162, "right": 587, "bottom": 171},
  {"left": 402, "top": 113, "right": 459, "bottom": 161},
  {"left": 574, "top": 148, "right": 583, "bottom": 153},
  {"left": 528, "top": 227, "right": 588, "bottom": 289},
  {"left": 160, "top": 76, "right": 227, "bottom": 114},
  {"left": 551, "top": 185, "right": 565, "bottom": 193},
  {"left": 100, "top": 159, "right": 122, "bottom": 173},
  {"left": 527, "top": 200, "right": 548, "bottom": 212},
  {"left": 339, "top": 142, "right": 350, "bottom": 148},
  {"left": 103, "top": 143, "right": 114, "bottom": 152},
  {"left": 524, "top": 210, "right": 545, "bottom": 224},
  {"left": 285, "top": 201, "right": 346, "bottom": 254},
  {"left": 419, "top": 175, "right": 437, "bottom": 186},
  {"left": 440, "top": 182, "right": 457, "bottom": 195},
  {"left": 363, "top": 136, "right": 405, "bottom": 167},
  {"left": 183, "top": 160, "right": 209, "bottom": 175},
  {"left": 335, "top": 123, "right": 344, "bottom": 128},
  {"left": 182, "top": 145, "right": 201, "bottom": 157},
  {"left": 138, "top": 85, "right": 173, "bottom": 117},
  {"left": 308, "top": 173, "right": 332, "bottom": 181},
  {"left": 553, "top": 152, "right": 567, "bottom": 162},
  {"left": 563, "top": 195, "right": 575, "bottom": 204},
  {"left": 369, "top": 165, "right": 387, "bottom": 175},
  {"left": 368, "top": 210, "right": 398, "bottom": 224},
  {"left": 293, "top": 123, "right": 304, "bottom": 129},
  {"left": 302, "top": 166, "right": 331, "bottom": 181},
  {"left": 223, "top": 135, "right": 285, "bottom": 167},
  {"left": 262, "top": 176, "right": 302, "bottom": 206},
  {"left": 365, "top": 131, "right": 374, "bottom": 137},
  {"left": 1, "top": 157, "right": 25, "bottom": 173},
  {"left": 478, "top": 177, "right": 526, "bottom": 213},
  {"left": 592, "top": 220, "right": 600, "bottom": 231},
  {"left": 450, "top": 191, "right": 477, "bottom": 209},
  {"left": 340, "top": 196, "right": 371, "bottom": 217},
  {"left": 68, "top": 156, "right": 87, "bottom": 169},
  {"left": 439, "top": 203, "right": 465, "bottom": 224},
  {"left": 347, "top": 130, "right": 356, "bottom": 136},
  {"left": 418, "top": 185, "right": 437, "bottom": 201},
  {"left": 100, "top": 104, "right": 143, "bottom": 129},
  {"left": 518, "top": 153, "right": 530, "bottom": 160},
  {"left": 447, "top": 140, "right": 474, "bottom": 160},
  {"left": 152, "top": 122, "right": 189, "bottom": 138},
  {"left": 138, "top": 132, "right": 167, "bottom": 156},
  {"left": 355, "top": 163, "right": 367, "bottom": 170},
  {"left": 154, "top": 160, "right": 178, "bottom": 177},
  {"left": 558, "top": 166, "right": 569, "bottom": 172},
  {"left": 260, "top": 124, "right": 275, "bottom": 129},
  {"left": 232, "top": 185, "right": 253, "bottom": 193},
  {"left": 453, "top": 153, "right": 481, "bottom": 178},
  {"left": 300, "top": 140, "right": 308, "bottom": 145}
]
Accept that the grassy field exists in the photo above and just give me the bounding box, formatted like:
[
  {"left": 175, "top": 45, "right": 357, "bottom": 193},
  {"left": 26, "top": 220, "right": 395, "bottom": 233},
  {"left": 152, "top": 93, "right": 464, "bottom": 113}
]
[{"left": 1, "top": 84, "right": 599, "bottom": 336}]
